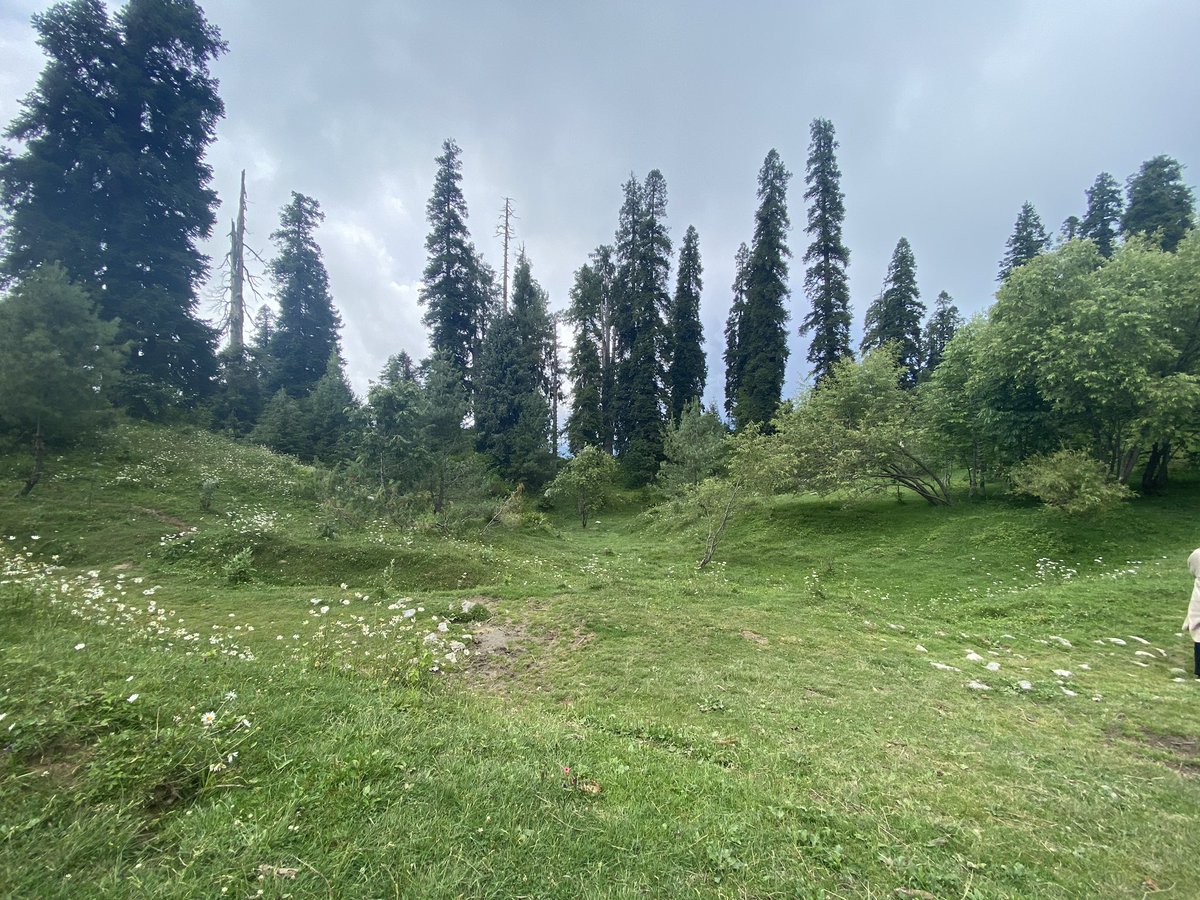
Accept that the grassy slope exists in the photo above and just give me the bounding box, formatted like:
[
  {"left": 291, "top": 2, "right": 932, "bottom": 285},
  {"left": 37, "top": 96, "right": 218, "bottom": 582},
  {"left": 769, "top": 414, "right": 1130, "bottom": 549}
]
[{"left": 1, "top": 422, "right": 1199, "bottom": 898}]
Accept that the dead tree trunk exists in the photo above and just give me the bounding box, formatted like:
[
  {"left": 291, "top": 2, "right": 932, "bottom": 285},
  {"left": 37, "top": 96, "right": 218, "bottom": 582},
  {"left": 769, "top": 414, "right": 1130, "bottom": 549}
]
[{"left": 229, "top": 169, "right": 248, "bottom": 355}]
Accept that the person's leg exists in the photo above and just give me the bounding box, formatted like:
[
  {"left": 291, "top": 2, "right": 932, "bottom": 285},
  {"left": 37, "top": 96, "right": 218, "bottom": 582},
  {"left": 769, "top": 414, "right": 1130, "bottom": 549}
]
[{"left": 1194, "top": 641, "right": 1200, "bottom": 678}]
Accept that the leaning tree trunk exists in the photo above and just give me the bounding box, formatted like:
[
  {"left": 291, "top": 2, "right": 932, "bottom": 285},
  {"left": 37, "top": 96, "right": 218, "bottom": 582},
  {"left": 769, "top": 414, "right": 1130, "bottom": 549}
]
[{"left": 19, "top": 420, "right": 45, "bottom": 497}]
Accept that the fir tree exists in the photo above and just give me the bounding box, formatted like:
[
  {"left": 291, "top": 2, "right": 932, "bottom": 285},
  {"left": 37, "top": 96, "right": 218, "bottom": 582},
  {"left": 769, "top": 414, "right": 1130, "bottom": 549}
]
[
  {"left": 921, "top": 290, "right": 962, "bottom": 376},
  {"left": 0, "top": 264, "right": 124, "bottom": 494},
  {"left": 1060, "top": 216, "right": 1082, "bottom": 242},
  {"left": 0, "top": 0, "right": 226, "bottom": 412},
  {"left": 308, "top": 351, "right": 359, "bottom": 465},
  {"left": 861, "top": 237, "right": 924, "bottom": 386},
  {"left": 419, "top": 352, "right": 469, "bottom": 513},
  {"left": 998, "top": 202, "right": 1050, "bottom": 280},
  {"left": 612, "top": 171, "right": 671, "bottom": 483},
  {"left": 666, "top": 225, "right": 705, "bottom": 421},
  {"left": 250, "top": 389, "right": 309, "bottom": 459},
  {"left": 475, "top": 253, "right": 555, "bottom": 486},
  {"left": 419, "top": 139, "right": 494, "bottom": 394},
  {"left": 735, "top": 149, "right": 791, "bottom": 428},
  {"left": 1080, "top": 172, "right": 1123, "bottom": 258},
  {"left": 799, "top": 118, "right": 852, "bottom": 385},
  {"left": 1122, "top": 155, "right": 1195, "bottom": 252},
  {"left": 565, "top": 263, "right": 605, "bottom": 454},
  {"left": 723, "top": 243, "right": 750, "bottom": 421},
  {"left": 266, "top": 193, "right": 343, "bottom": 398}
]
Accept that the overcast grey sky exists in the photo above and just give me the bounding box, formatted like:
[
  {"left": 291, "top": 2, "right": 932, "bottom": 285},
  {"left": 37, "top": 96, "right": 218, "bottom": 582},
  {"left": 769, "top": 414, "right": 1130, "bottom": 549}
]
[{"left": 2, "top": 0, "right": 1198, "bottom": 403}]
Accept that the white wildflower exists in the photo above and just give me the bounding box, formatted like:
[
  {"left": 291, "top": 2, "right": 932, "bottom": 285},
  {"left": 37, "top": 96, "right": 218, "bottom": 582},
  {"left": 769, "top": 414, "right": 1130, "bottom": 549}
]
[
  {"left": 74, "top": 643, "right": 86, "bottom": 651},
  {"left": 126, "top": 693, "right": 139, "bottom": 703},
  {"left": 201, "top": 711, "right": 216, "bottom": 726}
]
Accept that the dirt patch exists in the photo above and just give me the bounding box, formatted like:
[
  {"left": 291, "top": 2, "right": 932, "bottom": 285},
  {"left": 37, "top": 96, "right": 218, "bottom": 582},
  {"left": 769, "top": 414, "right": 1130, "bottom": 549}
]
[
  {"left": 1136, "top": 728, "right": 1200, "bottom": 776},
  {"left": 462, "top": 618, "right": 594, "bottom": 691},
  {"left": 740, "top": 630, "right": 769, "bottom": 646}
]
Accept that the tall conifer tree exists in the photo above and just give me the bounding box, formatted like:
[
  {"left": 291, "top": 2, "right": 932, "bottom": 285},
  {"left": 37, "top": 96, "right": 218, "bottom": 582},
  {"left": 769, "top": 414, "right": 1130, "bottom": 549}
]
[
  {"left": 566, "top": 262, "right": 605, "bottom": 455},
  {"left": 1122, "top": 155, "right": 1195, "bottom": 252},
  {"left": 266, "top": 193, "right": 343, "bottom": 398},
  {"left": 734, "top": 150, "right": 791, "bottom": 428},
  {"left": 612, "top": 171, "right": 671, "bottom": 483},
  {"left": 921, "top": 290, "right": 962, "bottom": 376},
  {"left": 723, "top": 243, "right": 750, "bottom": 421},
  {"left": 799, "top": 118, "right": 852, "bottom": 385},
  {"left": 998, "top": 202, "right": 1050, "bottom": 280},
  {"left": 861, "top": 237, "right": 924, "bottom": 386},
  {"left": 0, "top": 0, "right": 226, "bottom": 411},
  {"left": 666, "top": 225, "right": 705, "bottom": 421},
  {"left": 1080, "top": 172, "right": 1123, "bottom": 258},
  {"left": 475, "top": 252, "right": 555, "bottom": 486},
  {"left": 419, "top": 139, "right": 495, "bottom": 395}
]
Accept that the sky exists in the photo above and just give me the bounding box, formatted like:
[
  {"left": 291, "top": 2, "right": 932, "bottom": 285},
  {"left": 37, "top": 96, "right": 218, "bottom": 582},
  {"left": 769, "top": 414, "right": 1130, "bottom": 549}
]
[{"left": 2, "top": 0, "right": 1199, "bottom": 404}]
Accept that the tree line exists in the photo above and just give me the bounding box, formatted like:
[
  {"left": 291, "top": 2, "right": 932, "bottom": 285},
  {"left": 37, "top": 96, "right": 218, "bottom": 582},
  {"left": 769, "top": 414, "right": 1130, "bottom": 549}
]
[{"left": 1, "top": 0, "right": 1196, "bottom": 515}]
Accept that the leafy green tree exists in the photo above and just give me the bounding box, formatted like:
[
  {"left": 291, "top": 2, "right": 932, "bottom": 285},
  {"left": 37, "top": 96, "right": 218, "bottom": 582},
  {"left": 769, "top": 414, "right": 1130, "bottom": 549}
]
[
  {"left": 985, "top": 236, "right": 1200, "bottom": 486},
  {"left": 1122, "top": 155, "right": 1195, "bottom": 252},
  {"left": 544, "top": 445, "right": 618, "bottom": 527},
  {"left": 861, "top": 237, "right": 924, "bottom": 386},
  {"left": 921, "top": 290, "right": 962, "bottom": 376},
  {"left": 723, "top": 242, "right": 751, "bottom": 421},
  {"left": 735, "top": 149, "right": 792, "bottom": 428},
  {"left": 998, "top": 202, "right": 1049, "bottom": 281},
  {"left": 419, "top": 139, "right": 495, "bottom": 395},
  {"left": 799, "top": 118, "right": 853, "bottom": 386},
  {"left": 666, "top": 225, "right": 705, "bottom": 421},
  {"left": 0, "top": 0, "right": 225, "bottom": 412},
  {"left": 773, "top": 349, "right": 951, "bottom": 505},
  {"left": 1080, "top": 172, "right": 1123, "bottom": 258},
  {"left": 266, "top": 193, "right": 343, "bottom": 398},
  {"left": 308, "top": 351, "right": 359, "bottom": 465},
  {"left": 0, "top": 264, "right": 124, "bottom": 494},
  {"left": 475, "top": 253, "right": 555, "bottom": 487},
  {"left": 658, "top": 400, "right": 728, "bottom": 492},
  {"left": 612, "top": 171, "right": 671, "bottom": 483},
  {"left": 920, "top": 318, "right": 996, "bottom": 497}
]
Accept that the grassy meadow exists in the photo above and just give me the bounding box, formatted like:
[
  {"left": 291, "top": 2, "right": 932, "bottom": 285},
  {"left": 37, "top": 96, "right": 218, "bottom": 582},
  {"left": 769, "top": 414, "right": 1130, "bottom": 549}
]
[{"left": 2, "top": 423, "right": 1199, "bottom": 898}]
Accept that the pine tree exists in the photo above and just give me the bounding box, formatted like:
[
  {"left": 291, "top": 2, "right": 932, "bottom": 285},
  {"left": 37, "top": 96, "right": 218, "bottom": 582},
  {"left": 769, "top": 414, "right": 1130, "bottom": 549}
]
[
  {"left": 1122, "top": 155, "right": 1196, "bottom": 252},
  {"left": 0, "top": 0, "right": 226, "bottom": 412},
  {"left": 566, "top": 263, "right": 605, "bottom": 454},
  {"left": 666, "top": 225, "right": 705, "bottom": 421},
  {"left": 0, "top": 264, "right": 124, "bottom": 494},
  {"left": 250, "top": 389, "right": 310, "bottom": 459},
  {"left": 612, "top": 171, "right": 672, "bottom": 483},
  {"left": 1080, "top": 172, "right": 1123, "bottom": 258},
  {"left": 799, "top": 118, "right": 852, "bottom": 386},
  {"left": 475, "top": 252, "right": 555, "bottom": 486},
  {"left": 998, "top": 202, "right": 1050, "bottom": 280},
  {"left": 418, "top": 352, "right": 469, "bottom": 513},
  {"left": 861, "top": 237, "right": 924, "bottom": 386},
  {"left": 735, "top": 149, "right": 791, "bottom": 428},
  {"left": 1060, "top": 216, "right": 1082, "bottom": 242},
  {"left": 419, "top": 139, "right": 494, "bottom": 394},
  {"left": 266, "top": 193, "right": 343, "bottom": 398},
  {"left": 308, "top": 351, "right": 359, "bottom": 465},
  {"left": 723, "top": 243, "right": 750, "bottom": 421},
  {"left": 921, "top": 290, "right": 962, "bottom": 376}
]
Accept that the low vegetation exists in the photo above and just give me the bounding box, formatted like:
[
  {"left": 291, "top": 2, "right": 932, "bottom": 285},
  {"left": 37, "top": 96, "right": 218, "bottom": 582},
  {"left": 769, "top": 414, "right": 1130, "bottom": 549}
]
[{"left": 2, "top": 423, "right": 1199, "bottom": 897}]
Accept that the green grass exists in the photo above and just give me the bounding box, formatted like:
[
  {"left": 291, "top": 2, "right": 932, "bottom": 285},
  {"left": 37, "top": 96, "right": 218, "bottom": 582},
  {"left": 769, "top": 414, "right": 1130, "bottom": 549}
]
[{"left": 2, "top": 422, "right": 1199, "bottom": 897}]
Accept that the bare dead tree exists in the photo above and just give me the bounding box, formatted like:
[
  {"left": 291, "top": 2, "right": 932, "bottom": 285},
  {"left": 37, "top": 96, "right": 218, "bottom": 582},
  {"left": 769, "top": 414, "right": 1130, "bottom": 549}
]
[
  {"left": 228, "top": 169, "right": 248, "bottom": 355},
  {"left": 495, "top": 197, "right": 517, "bottom": 312}
]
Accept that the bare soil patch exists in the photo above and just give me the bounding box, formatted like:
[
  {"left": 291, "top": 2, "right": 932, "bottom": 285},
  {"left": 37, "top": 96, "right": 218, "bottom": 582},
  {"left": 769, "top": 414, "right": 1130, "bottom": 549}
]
[
  {"left": 137, "top": 507, "right": 192, "bottom": 530},
  {"left": 1136, "top": 728, "right": 1200, "bottom": 776},
  {"left": 740, "top": 629, "right": 769, "bottom": 646}
]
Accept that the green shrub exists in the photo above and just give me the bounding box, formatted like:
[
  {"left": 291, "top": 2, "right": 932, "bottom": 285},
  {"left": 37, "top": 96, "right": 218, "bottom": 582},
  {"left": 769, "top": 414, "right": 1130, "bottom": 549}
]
[
  {"left": 1010, "top": 449, "right": 1131, "bottom": 514},
  {"left": 223, "top": 546, "right": 255, "bottom": 584}
]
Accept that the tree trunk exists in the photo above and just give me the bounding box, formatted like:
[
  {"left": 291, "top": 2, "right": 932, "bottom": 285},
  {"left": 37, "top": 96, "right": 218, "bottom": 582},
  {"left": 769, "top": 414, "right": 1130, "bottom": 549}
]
[
  {"left": 1140, "top": 441, "right": 1171, "bottom": 494},
  {"left": 1117, "top": 444, "right": 1140, "bottom": 485},
  {"left": 19, "top": 420, "right": 45, "bottom": 497}
]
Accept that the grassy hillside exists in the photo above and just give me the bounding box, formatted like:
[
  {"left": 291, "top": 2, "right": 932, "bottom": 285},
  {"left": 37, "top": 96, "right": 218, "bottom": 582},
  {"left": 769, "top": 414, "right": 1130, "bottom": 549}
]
[{"left": 2, "top": 423, "right": 1199, "bottom": 898}]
